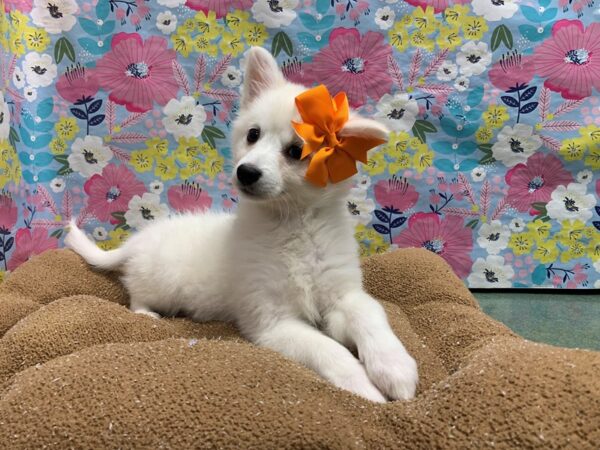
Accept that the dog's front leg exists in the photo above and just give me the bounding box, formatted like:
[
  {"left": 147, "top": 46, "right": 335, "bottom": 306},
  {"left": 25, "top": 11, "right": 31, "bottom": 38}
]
[
  {"left": 253, "top": 318, "right": 386, "bottom": 402},
  {"left": 324, "top": 291, "right": 418, "bottom": 401}
]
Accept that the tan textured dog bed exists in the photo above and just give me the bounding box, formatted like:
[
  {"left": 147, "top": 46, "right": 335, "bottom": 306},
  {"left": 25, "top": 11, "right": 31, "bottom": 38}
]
[{"left": 0, "top": 248, "right": 598, "bottom": 449}]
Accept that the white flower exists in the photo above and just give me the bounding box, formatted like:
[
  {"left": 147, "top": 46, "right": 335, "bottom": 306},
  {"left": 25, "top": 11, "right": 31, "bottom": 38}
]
[
  {"left": 375, "top": 7, "right": 395, "bottom": 30},
  {"left": 68, "top": 136, "right": 113, "bottom": 178},
  {"left": 251, "top": 0, "right": 299, "bottom": 28},
  {"left": 576, "top": 170, "right": 593, "bottom": 184},
  {"left": 156, "top": 11, "right": 177, "bottom": 34},
  {"left": 492, "top": 124, "right": 542, "bottom": 167},
  {"left": 12, "top": 67, "right": 26, "bottom": 89},
  {"left": 454, "top": 76, "right": 470, "bottom": 92},
  {"left": 471, "top": 166, "right": 486, "bottom": 182},
  {"left": 0, "top": 91, "right": 10, "bottom": 140},
  {"left": 546, "top": 183, "right": 596, "bottom": 222},
  {"left": 221, "top": 66, "right": 242, "bottom": 87},
  {"left": 125, "top": 193, "right": 169, "bottom": 229},
  {"left": 31, "top": 0, "right": 78, "bottom": 34},
  {"left": 472, "top": 0, "right": 519, "bottom": 22},
  {"left": 354, "top": 173, "right": 372, "bottom": 191},
  {"left": 149, "top": 180, "right": 164, "bottom": 194},
  {"left": 509, "top": 218, "right": 525, "bottom": 232},
  {"left": 50, "top": 177, "right": 66, "bottom": 193},
  {"left": 595, "top": 280, "right": 600, "bottom": 289},
  {"left": 347, "top": 187, "right": 376, "bottom": 226},
  {"left": 436, "top": 61, "right": 458, "bottom": 81},
  {"left": 163, "top": 96, "right": 207, "bottom": 139},
  {"left": 374, "top": 93, "right": 419, "bottom": 132},
  {"left": 157, "top": 0, "right": 185, "bottom": 6},
  {"left": 457, "top": 41, "right": 492, "bottom": 76},
  {"left": 467, "top": 255, "right": 514, "bottom": 288},
  {"left": 477, "top": 220, "right": 510, "bottom": 255},
  {"left": 22, "top": 53, "right": 57, "bottom": 88},
  {"left": 93, "top": 227, "right": 108, "bottom": 241},
  {"left": 595, "top": 259, "right": 600, "bottom": 276},
  {"left": 24, "top": 87, "right": 38, "bottom": 102}
]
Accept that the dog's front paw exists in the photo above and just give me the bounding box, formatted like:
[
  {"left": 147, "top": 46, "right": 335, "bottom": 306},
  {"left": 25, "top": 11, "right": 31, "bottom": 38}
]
[{"left": 364, "top": 348, "right": 418, "bottom": 401}]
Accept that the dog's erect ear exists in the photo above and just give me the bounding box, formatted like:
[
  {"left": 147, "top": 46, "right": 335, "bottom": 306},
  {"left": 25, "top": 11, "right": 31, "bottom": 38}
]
[
  {"left": 338, "top": 116, "right": 389, "bottom": 141},
  {"left": 241, "top": 47, "right": 285, "bottom": 107}
]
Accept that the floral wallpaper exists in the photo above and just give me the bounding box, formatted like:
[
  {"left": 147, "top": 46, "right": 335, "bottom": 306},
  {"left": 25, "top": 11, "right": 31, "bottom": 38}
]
[{"left": 0, "top": 0, "right": 599, "bottom": 288}]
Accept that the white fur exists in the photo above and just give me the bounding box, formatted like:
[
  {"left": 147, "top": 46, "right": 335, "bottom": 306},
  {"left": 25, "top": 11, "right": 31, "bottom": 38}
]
[{"left": 65, "top": 47, "right": 418, "bottom": 403}]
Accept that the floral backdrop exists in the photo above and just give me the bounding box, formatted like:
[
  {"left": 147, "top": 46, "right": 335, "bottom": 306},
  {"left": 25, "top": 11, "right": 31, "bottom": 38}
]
[{"left": 0, "top": 0, "right": 599, "bottom": 288}]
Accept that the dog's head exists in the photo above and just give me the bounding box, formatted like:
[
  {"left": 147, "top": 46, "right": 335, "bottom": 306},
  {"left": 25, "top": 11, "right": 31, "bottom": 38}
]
[{"left": 231, "top": 47, "right": 388, "bottom": 208}]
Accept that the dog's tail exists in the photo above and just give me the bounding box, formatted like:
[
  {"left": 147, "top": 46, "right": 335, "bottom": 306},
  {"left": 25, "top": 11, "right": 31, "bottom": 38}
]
[{"left": 64, "top": 220, "right": 127, "bottom": 270}]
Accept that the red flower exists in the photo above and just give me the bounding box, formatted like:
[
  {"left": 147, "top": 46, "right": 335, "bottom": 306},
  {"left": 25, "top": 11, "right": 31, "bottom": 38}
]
[
  {"left": 84, "top": 163, "right": 146, "bottom": 222},
  {"left": 7, "top": 228, "right": 58, "bottom": 271},
  {"left": 505, "top": 153, "right": 573, "bottom": 212},
  {"left": 95, "top": 33, "right": 178, "bottom": 112},
  {"left": 394, "top": 213, "right": 473, "bottom": 278},
  {"left": 488, "top": 51, "right": 536, "bottom": 92},
  {"left": 304, "top": 28, "right": 392, "bottom": 108},
  {"left": 0, "top": 192, "right": 17, "bottom": 231},
  {"left": 185, "top": 0, "right": 252, "bottom": 18},
  {"left": 373, "top": 176, "right": 419, "bottom": 212},
  {"left": 167, "top": 181, "right": 213, "bottom": 213},
  {"left": 56, "top": 63, "right": 100, "bottom": 104}
]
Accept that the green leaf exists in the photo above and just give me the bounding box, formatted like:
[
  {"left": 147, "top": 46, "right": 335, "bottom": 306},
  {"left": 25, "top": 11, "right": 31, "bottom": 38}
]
[
  {"left": 271, "top": 31, "right": 293, "bottom": 57},
  {"left": 58, "top": 166, "right": 73, "bottom": 176},
  {"left": 50, "top": 229, "right": 64, "bottom": 239},
  {"left": 411, "top": 120, "right": 437, "bottom": 144},
  {"left": 491, "top": 25, "right": 513, "bottom": 52},
  {"left": 54, "top": 37, "right": 76, "bottom": 63},
  {"left": 9, "top": 127, "right": 19, "bottom": 149},
  {"left": 531, "top": 202, "right": 547, "bottom": 212},
  {"left": 111, "top": 211, "right": 126, "bottom": 222},
  {"left": 466, "top": 219, "right": 479, "bottom": 229},
  {"left": 201, "top": 126, "right": 226, "bottom": 148},
  {"left": 478, "top": 143, "right": 493, "bottom": 153},
  {"left": 479, "top": 153, "right": 496, "bottom": 165}
]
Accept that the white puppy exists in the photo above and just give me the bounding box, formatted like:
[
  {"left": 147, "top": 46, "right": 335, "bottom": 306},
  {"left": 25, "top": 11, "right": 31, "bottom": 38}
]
[{"left": 66, "top": 47, "right": 418, "bottom": 402}]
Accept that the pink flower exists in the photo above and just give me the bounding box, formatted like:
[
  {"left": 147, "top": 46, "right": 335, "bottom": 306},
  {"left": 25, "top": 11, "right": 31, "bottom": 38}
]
[
  {"left": 488, "top": 52, "right": 536, "bottom": 92},
  {"left": 0, "top": 192, "right": 17, "bottom": 231},
  {"left": 405, "top": 0, "right": 469, "bottom": 13},
  {"left": 56, "top": 63, "right": 100, "bottom": 104},
  {"left": 95, "top": 33, "right": 179, "bottom": 112},
  {"left": 167, "top": 181, "right": 213, "bottom": 213},
  {"left": 304, "top": 28, "right": 392, "bottom": 108},
  {"left": 505, "top": 153, "right": 573, "bottom": 212},
  {"left": 595, "top": 179, "right": 600, "bottom": 197},
  {"left": 374, "top": 176, "right": 419, "bottom": 212},
  {"left": 84, "top": 164, "right": 146, "bottom": 222},
  {"left": 185, "top": 0, "right": 253, "bottom": 18},
  {"left": 3, "top": 0, "right": 32, "bottom": 12},
  {"left": 394, "top": 213, "right": 473, "bottom": 278},
  {"left": 7, "top": 228, "right": 58, "bottom": 272},
  {"left": 534, "top": 20, "right": 600, "bottom": 100}
]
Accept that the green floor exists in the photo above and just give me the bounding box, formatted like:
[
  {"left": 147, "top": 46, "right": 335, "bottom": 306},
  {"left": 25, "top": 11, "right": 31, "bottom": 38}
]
[{"left": 473, "top": 291, "right": 600, "bottom": 351}]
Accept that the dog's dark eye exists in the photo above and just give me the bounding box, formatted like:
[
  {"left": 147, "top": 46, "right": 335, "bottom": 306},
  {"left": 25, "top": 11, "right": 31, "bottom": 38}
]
[
  {"left": 286, "top": 144, "right": 303, "bottom": 160},
  {"left": 247, "top": 128, "right": 260, "bottom": 144}
]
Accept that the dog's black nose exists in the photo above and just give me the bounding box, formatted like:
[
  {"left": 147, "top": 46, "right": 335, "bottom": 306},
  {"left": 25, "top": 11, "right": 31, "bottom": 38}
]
[{"left": 237, "top": 164, "right": 262, "bottom": 186}]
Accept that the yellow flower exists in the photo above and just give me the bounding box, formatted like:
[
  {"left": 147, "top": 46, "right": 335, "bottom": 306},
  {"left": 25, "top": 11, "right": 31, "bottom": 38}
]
[
  {"left": 224, "top": 10, "right": 251, "bottom": 34},
  {"left": 244, "top": 23, "right": 268, "bottom": 47},
  {"left": 8, "top": 34, "right": 25, "bottom": 56},
  {"left": 584, "top": 146, "right": 600, "bottom": 170},
  {"left": 436, "top": 26, "right": 462, "bottom": 51},
  {"left": 508, "top": 231, "right": 535, "bottom": 255},
  {"left": 364, "top": 150, "right": 387, "bottom": 176},
  {"left": 462, "top": 16, "right": 489, "bottom": 41},
  {"left": 171, "top": 31, "right": 193, "bottom": 57},
  {"left": 9, "top": 11, "right": 29, "bottom": 33},
  {"left": 412, "top": 6, "right": 438, "bottom": 35},
  {"left": 181, "top": 18, "right": 196, "bottom": 34},
  {"left": 483, "top": 105, "right": 509, "bottom": 129},
  {"left": 587, "top": 233, "right": 600, "bottom": 261},
  {"left": 203, "top": 153, "right": 225, "bottom": 179},
  {"left": 444, "top": 5, "right": 470, "bottom": 27},
  {"left": 194, "top": 10, "right": 223, "bottom": 39},
  {"left": 55, "top": 118, "right": 79, "bottom": 140},
  {"left": 559, "top": 138, "right": 586, "bottom": 161},
  {"left": 384, "top": 131, "right": 411, "bottom": 158},
  {"left": 408, "top": 137, "right": 424, "bottom": 149},
  {"left": 355, "top": 224, "right": 390, "bottom": 257},
  {"left": 49, "top": 138, "right": 68, "bottom": 155},
  {"left": 0, "top": 160, "right": 9, "bottom": 189},
  {"left": 389, "top": 22, "right": 409, "bottom": 51},
  {"left": 154, "top": 155, "right": 179, "bottom": 181},
  {"left": 180, "top": 158, "right": 204, "bottom": 179},
  {"left": 578, "top": 124, "right": 600, "bottom": 147},
  {"left": 389, "top": 151, "right": 411, "bottom": 173},
  {"left": 145, "top": 137, "right": 170, "bottom": 157},
  {"left": 219, "top": 32, "right": 245, "bottom": 57},
  {"left": 560, "top": 240, "right": 586, "bottom": 263},
  {"left": 0, "top": 271, "right": 5, "bottom": 283},
  {"left": 130, "top": 150, "right": 154, "bottom": 173},
  {"left": 527, "top": 220, "right": 552, "bottom": 242},
  {"left": 174, "top": 137, "right": 203, "bottom": 163},
  {"left": 557, "top": 219, "right": 586, "bottom": 246},
  {"left": 98, "top": 229, "right": 131, "bottom": 251},
  {"left": 23, "top": 26, "right": 50, "bottom": 52},
  {"left": 412, "top": 147, "right": 434, "bottom": 173},
  {"left": 476, "top": 127, "right": 493, "bottom": 144},
  {"left": 410, "top": 30, "right": 435, "bottom": 51},
  {"left": 0, "top": 139, "right": 15, "bottom": 163},
  {"left": 533, "top": 240, "right": 559, "bottom": 264},
  {"left": 193, "top": 35, "right": 219, "bottom": 57}
]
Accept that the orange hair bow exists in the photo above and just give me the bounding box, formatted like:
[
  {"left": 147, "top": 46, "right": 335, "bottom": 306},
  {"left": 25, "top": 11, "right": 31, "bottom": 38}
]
[{"left": 291, "top": 85, "right": 386, "bottom": 188}]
